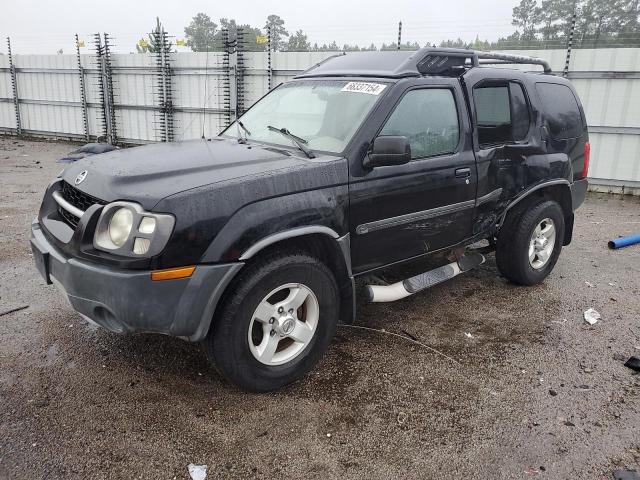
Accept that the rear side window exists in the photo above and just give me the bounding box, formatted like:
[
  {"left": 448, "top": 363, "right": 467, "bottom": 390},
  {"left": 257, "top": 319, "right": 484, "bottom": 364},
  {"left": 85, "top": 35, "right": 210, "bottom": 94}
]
[
  {"left": 535, "top": 83, "right": 584, "bottom": 140},
  {"left": 473, "top": 82, "right": 531, "bottom": 146},
  {"left": 510, "top": 83, "right": 530, "bottom": 140},
  {"left": 380, "top": 88, "right": 459, "bottom": 159}
]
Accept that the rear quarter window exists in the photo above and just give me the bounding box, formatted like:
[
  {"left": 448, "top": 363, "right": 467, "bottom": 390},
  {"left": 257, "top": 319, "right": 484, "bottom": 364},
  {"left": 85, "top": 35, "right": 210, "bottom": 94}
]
[{"left": 535, "top": 82, "right": 585, "bottom": 140}]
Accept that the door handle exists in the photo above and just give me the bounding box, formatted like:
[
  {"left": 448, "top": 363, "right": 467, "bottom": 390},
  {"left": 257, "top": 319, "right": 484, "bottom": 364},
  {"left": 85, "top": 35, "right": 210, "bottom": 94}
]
[{"left": 455, "top": 168, "right": 471, "bottom": 178}]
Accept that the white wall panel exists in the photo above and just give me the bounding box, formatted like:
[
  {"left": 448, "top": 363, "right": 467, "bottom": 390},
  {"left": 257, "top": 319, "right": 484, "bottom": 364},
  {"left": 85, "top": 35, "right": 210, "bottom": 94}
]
[{"left": 0, "top": 49, "right": 638, "bottom": 190}]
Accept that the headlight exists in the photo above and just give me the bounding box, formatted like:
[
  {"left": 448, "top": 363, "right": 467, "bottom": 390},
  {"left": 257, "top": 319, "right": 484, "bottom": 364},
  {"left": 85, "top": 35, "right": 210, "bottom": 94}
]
[
  {"left": 109, "top": 208, "right": 133, "bottom": 247},
  {"left": 94, "top": 202, "right": 175, "bottom": 258}
]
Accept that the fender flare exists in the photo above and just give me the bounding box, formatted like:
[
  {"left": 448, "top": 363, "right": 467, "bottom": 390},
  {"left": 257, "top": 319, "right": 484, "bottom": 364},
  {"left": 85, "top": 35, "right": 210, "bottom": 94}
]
[
  {"left": 238, "top": 226, "right": 356, "bottom": 324},
  {"left": 498, "top": 179, "right": 571, "bottom": 228},
  {"left": 238, "top": 226, "right": 341, "bottom": 260}
]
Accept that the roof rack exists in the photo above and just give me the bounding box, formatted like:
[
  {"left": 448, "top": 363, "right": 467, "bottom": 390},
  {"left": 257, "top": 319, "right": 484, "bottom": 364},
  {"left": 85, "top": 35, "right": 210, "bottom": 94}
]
[
  {"left": 414, "top": 49, "right": 552, "bottom": 75},
  {"left": 295, "top": 48, "right": 552, "bottom": 79},
  {"left": 475, "top": 51, "right": 551, "bottom": 73}
]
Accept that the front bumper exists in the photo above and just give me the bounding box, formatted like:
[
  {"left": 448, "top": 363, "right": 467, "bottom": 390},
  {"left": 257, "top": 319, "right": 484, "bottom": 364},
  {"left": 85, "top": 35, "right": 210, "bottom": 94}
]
[{"left": 31, "top": 219, "right": 242, "bottom": 342}]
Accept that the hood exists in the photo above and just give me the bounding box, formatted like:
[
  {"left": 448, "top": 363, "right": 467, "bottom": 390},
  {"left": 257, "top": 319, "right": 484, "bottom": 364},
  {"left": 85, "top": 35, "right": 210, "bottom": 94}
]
[{"left": 61, "top": 138, "right": 335, "bottom": 210}]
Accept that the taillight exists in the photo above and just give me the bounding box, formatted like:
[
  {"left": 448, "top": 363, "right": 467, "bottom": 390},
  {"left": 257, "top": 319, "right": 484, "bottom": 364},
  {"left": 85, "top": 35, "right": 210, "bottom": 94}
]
[{"left": 582, "top": 142, "right": 590, "bottom": 178}]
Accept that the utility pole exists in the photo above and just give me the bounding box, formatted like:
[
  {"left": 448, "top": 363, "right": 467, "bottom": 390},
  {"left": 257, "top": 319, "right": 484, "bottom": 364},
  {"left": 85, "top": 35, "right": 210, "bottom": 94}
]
[
  {"left": 75, "top": 34, "right": 90, "bottom": 141},
  {"left": 267, "top": 25, "right": 272, "bottom": 91},
  {"left": 7, "top": 37, "right": 22, "bottom": 136},
  {"left": 397, "top": 21, "right": 402, "bottom": 50},
  {"left": 563, "top": 8, "right": 577, "bottom": 77}
]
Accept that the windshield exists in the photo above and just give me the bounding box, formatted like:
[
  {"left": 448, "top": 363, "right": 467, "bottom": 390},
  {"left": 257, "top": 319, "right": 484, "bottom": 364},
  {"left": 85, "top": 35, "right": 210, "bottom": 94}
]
[{"left": 223, "top": 80, "right": 388, "bottom": 154}]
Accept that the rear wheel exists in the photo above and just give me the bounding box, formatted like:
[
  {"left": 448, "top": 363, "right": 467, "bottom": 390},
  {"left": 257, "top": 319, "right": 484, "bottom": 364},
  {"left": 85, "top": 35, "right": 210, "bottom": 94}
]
[
  {"left": 496, "top": 199, "right": 565, "bottom": 285},
  {"left": 204, "top": 252, "right": 339, "bottom": 392}
]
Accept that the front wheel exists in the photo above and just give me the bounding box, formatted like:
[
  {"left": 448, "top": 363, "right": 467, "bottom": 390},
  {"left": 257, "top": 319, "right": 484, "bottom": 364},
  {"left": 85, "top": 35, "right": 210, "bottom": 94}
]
[
  {"left": 496, "top": 199, "right": 565, "bottom": 285},
  {"left": 203, "top": 252, "right": 339, "bottom": 392}
]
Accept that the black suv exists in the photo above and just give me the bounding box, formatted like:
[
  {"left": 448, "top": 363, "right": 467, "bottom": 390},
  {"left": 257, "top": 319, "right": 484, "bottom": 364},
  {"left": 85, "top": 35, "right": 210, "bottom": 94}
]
[{"left": 31, "top": 48, "right": 589, "bottom": 391}]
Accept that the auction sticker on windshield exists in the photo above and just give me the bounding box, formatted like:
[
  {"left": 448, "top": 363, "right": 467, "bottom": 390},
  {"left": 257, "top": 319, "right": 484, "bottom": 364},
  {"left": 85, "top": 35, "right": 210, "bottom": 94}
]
[{"left": 341, "top": 82, "right": 387, "bottom": 95}]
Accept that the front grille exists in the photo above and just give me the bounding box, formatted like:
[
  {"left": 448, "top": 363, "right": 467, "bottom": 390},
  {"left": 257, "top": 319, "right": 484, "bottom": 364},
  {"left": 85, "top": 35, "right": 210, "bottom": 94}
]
[{"left": 58, "top": 181, "right": 105, "bottom": 228}]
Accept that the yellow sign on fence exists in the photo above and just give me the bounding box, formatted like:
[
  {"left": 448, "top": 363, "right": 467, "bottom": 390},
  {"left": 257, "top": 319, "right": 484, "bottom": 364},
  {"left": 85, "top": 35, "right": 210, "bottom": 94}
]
[
  {"left": 256, "top": 35, "right": 268, "bottom": 45},
  {"left": 176, "top": 38, "right": 186, "bottom": 46}
]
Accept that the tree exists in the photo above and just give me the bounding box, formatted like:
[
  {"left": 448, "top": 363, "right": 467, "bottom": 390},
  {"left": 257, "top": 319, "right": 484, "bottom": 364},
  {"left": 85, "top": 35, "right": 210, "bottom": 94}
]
[
  {"left": 136, "top": 17, "right": 173, "bottom": 53},
  {"left": 512, "top": 0, "right": 541, "bottom": 40},
  {"left": 472, "top": 35, "right": 491, "bottom": 50},
  {"left": 184, "top": 13, "right": 218, "bottom": 51},
  {"left": 264, "top": 14, "right": 289, "bottom": 50},
  {"left": 286, "top": 30, "right": 311, "bottom": 51},
  {"left": 239, "top": 25, "right": 266, "bottom": 51},
  {"left": 439, "top": 38, "right": 469, "bottom": 48},
  {"left": 213, "top": 18, "right": 265, "bottom": 51},
  {"left": 380, "top": 41, "right": 421, "bottom": 50},
  {"left": 537, "top": 0, "right": 575, "bottom": 43}
]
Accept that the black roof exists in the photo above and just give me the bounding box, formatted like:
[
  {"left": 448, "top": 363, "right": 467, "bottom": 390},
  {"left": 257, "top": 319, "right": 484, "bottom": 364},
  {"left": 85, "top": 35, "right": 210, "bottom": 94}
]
[{"left": 295, "top": 48, "right": 552, "bottom": 79}]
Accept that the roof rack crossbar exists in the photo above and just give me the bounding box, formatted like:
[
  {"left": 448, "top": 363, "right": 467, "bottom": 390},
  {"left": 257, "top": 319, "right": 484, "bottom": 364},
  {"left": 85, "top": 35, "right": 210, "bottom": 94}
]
[{"left": 475, "top": 51, "right": 551, "bottom": 73}]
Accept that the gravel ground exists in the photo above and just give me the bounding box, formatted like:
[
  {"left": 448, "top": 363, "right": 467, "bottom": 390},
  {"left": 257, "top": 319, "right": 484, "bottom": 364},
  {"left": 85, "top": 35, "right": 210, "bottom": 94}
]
[{"left": 1, "top": 137, "right": 639, "bottom": 480}]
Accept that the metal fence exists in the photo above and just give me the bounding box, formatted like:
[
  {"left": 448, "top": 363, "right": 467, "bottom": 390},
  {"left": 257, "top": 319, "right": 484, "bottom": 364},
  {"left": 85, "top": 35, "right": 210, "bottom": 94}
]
[{"left": 1, "top": 46, "right": 639, "bottom": 194}]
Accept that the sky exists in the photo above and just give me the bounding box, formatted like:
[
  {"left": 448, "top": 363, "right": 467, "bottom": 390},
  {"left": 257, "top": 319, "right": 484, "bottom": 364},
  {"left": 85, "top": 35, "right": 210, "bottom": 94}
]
[{"left": 1, "top": 0, "right": 520, "bottom": 54}]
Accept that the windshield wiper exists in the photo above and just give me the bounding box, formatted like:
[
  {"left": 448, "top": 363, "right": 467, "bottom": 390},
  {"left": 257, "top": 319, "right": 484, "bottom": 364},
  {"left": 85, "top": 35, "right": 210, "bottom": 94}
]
[
  {"left": 236, "top": 120, "right": 251, "bottom": 144},
  {"left": 267, "top": 125, "right": 315, "bottom": 159}
]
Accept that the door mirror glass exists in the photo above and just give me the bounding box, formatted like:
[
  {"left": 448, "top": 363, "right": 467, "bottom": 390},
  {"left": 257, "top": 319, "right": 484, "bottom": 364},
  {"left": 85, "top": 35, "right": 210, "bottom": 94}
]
[{"left": 365, "top": 136, "right": 411, "bottom": 168}]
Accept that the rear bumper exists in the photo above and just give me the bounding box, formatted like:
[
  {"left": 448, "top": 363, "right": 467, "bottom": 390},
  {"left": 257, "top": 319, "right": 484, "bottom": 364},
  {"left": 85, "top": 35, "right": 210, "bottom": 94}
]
[
  {"left": 571, "top": 178, "right": 588, "bottom": 210},
  {"left": 30, "top": 219, "right": 242, "bottom": 342}
]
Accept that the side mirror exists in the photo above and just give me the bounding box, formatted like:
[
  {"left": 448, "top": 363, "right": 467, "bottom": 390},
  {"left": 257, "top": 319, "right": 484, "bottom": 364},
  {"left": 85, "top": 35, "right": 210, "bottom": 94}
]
[{"left": 364, "top": 136, "right": 411, "bottom": 169}]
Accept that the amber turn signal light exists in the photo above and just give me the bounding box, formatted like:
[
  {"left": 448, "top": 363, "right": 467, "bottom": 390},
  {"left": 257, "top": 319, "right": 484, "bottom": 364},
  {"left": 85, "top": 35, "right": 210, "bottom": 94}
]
[{"left": 150, "top": 266, "right": 196, "bottom": 281}]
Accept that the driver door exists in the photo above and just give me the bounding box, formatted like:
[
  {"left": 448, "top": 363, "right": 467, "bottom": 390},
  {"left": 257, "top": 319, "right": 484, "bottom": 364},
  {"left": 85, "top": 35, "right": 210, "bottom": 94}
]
[{"left": 349, "top": 79, "right": 477, "bottom": 274}]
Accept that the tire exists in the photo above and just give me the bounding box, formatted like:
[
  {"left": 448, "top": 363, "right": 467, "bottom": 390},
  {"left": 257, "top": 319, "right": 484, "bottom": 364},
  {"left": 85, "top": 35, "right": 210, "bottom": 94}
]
[
  {"left": 496, "top": 199, "right": 565, "bottom": 286},
  {"left": 203, "top": 252, "right": 340, "bottom": 392}
]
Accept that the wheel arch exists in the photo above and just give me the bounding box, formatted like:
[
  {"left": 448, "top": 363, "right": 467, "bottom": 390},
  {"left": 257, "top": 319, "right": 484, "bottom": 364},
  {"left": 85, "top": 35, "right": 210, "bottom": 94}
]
[
  {"left": 213, "top": 228, "right": 355, "bottom": 336},
  {"left": 499, "top": 180, "right": 573, "bottom": 245}
]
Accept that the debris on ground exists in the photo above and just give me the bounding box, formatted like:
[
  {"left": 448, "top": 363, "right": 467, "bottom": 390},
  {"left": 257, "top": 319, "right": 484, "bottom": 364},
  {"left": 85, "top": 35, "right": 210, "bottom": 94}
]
[
  {"left": 624, "top": 356, "right": 640, "bottom": 372},
  {"left": 613, "top": 469, "right": 640, "bottom": 480},
  {"left": 401, "top": 329, "right": 418, "bottom": 341},
  {"left": 608, "top": 233, "right": 640, "bottom": 250},
  {"left": 0, "top": 305, "right": 29, "bottom": 317},
  {"left": 464, "top": 332, "right": 474, "bottom": 338},
  {"left": 585, "top": 281, "right": 595, "bottom": 288},
  {"left": 583, "top": 308, "right": 601, "bottom": 325},
  {"left": 188, "top": 464, "right": 207, "bottom": 480}
]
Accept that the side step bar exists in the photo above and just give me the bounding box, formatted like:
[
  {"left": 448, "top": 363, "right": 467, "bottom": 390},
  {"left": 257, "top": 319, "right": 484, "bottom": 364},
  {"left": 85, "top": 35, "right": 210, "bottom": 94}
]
[{"left": 365, "top": 251, "right": 485, "bottom": 303}]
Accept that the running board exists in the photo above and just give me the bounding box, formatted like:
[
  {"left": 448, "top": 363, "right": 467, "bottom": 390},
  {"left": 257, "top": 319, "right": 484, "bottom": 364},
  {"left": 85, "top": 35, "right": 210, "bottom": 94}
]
[{"left": 365, "top": 252, "right": 485, "bottom": 303}]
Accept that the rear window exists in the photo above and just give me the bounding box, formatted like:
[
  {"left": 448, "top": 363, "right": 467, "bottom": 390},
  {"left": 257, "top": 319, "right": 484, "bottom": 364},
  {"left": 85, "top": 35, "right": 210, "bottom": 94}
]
[
  {"left": 535, "top": 83, "right": 585, "bottom": 140},
  {"left": 473, "top": 82, "right": 531, "bottom": 146}
]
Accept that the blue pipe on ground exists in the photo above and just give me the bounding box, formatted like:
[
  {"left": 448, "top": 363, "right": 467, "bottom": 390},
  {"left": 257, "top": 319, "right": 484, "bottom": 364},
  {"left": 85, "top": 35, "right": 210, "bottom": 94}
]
[{"left": 608, "top": 234, "right": 640, "bottom": 249}]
